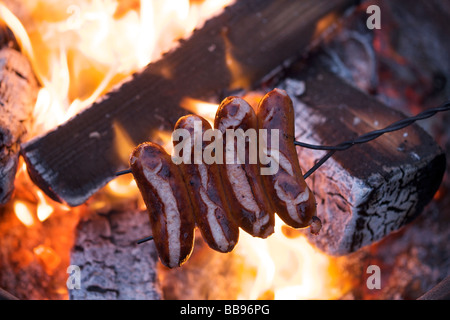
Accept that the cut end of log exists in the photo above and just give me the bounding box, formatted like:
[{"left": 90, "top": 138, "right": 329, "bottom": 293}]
[{"left": 279, "top": 65, "right": 446, "bottom": 255}]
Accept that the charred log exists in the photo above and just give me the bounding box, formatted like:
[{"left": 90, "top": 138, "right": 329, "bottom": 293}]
[
  {"left": 276, "top": 60, "right": 445, "bottom": 255},
  {"left": 418, "top": 275, "right": 450, "bottom": 300},
  {"left": 0, "top": 24, "right": 39, "bottom": 204},
  {"left": 0, "top": 287, "right": 18, "bottom": 300},
  {"left": 69, "top": 205, "right": 161, "bottom": 300}
]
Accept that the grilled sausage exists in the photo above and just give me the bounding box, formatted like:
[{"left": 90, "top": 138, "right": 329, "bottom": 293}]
[
  {"left": 173, "top": 115, "right": 239, "bottom": 252},
  {"left": 214, "top": 96, "right": 275, "bottom": 238},
  {"left": 256, "top": 88, "right": 317, "bottom": 229},
  {"left": 130, "top": 142, "right": 195, "bottom": 268}
]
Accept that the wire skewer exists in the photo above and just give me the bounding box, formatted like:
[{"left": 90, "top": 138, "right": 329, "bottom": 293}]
[
  {"left": 115, "top": 169, "right": 133, "bottom": 176},
  {"left": 296, "top": 100, "right": 450, "bottom": 179},
  {"left": 136, "top": 236, "right": 154, "bottom": 244}
]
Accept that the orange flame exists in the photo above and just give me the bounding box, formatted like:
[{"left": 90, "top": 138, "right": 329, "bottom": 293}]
[
  {"left": 4, "top": 0, "right": 234, "bottom": 137},
  {"left": 33, "top": 244, "right": 61, "bottom": 275},
  {"left": 4, "top": 0, "right": 234, "bottom": 223},
  {"left": 180, "top": 97, "right": 218, "bottom": 125},
  {"left": 14, "top": 200, "right": 35, "bottom": 227},
  {"left": 235, "top": 217, "right": 338, "bottom": 300}
]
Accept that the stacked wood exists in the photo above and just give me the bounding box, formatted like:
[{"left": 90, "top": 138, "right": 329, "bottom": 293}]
[{"left": 0, "top": 23, "right": 39, "bottom": 204}]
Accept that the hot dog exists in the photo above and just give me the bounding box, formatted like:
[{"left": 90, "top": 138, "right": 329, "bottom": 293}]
[
  {"left": 214, "top": 96, "right": 275, "bottom": 238},
  {"left": 130, "top": 142, "right": 196, "bottom": 268},
  {"left": 256, "top": 88, "right": 318, "bottom": 229},
  {"left": 173, "top": 115, "right": 239, "bottom": 253}
]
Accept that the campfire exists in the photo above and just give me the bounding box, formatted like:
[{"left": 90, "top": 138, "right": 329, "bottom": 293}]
[{"left": 0, "top": 0, "right": 449, "bottom": 300}]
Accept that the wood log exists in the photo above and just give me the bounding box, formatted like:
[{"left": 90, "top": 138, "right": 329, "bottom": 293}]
[
  {"left": 417, "top": 275, "right": 450, "bottom": 300},
  {"left": 20, "top": 0, "right": 356, "bottom": 207},
  {"left": 69, "top": 206, "right": 161, "bottom": 300},
  {"left": 276, "top": 59, "right": 446, "bottom": 255},
  {"left": 0, "top": 287, "right": 18, "bottom": 300},
  {"left": 0, "top": 24, "right": 38, "bottom": 204}
]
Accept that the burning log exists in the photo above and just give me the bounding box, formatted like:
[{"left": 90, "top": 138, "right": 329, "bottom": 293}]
[
  {"left": 0, "top": 287, "right": 18, "bottom": 300},
  {"left": 278, "top": 60, "right": 446, "bottom": 255},
  {"left": 0, "top": 23, "right": 38, "bottom": 204},
  {"left": 417, "top": 275, "right": 450, "bottom": 300},
  {"left": 69, "top": 205, "right": 161, "bottom": 300},
  {"left": 20, "top": 0, "right": 356, "bottom": 207}
]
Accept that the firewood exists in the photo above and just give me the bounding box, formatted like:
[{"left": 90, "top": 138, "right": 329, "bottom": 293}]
[
  {"left": 69, "top": 206, "right": 161, "bottom": 300},
  {"left": 20, "top": 0, "right": 356, "bottom": 206},
  {"left": 278, "top": 59, "right": 446, "bottom": 255},
  {"left": 417, "top": 275, "right": 450, "bottom": 300},
  {"left": 0, "top": 24, "right": 39, "bottom": 204},
  {"left": 0, "top": 287, "right": 18, "bottom": 300}
]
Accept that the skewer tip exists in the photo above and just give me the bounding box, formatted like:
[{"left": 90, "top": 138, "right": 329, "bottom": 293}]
[
  {"left": 137, "top": 236, "right": 154, "bottom": 244},
  {"left": 115, "top": 168, "right": 133, "bottom": 176}
]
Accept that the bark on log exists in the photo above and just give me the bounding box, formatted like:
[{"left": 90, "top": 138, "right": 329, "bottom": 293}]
[
  {"left": 69, "top": 206, "right": 161, "bottom": 300},
  {"left": 277, "top": 61, "right": 445, "bottom": 255},
  {"left": 20, "top": 0, "right": 356, "bottom": 207},
  {"left": 0, "top": 24, "right": 38, "bottom": 204}
]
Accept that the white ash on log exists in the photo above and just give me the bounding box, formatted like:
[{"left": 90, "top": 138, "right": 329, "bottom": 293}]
[
  {"left": 327, "top": 187, "right": 450, "bottom": 300},
  {"left": 0, "top": 24, "right": 39, "bottom": 204},
  {"left": 418, "top": 276, "right": 450, "bottom": 300},
  {"left": 20, "top": 0, "right": 356, "bottom": 207},
  {"left": 69, "top": 205, "right": 161, "bottom": 300},
  {"left": 0, "top": 287, "right": 18, "bottom": 300},
  {"left": 276, "top": 63, "right": 445, "bottom": 256}
]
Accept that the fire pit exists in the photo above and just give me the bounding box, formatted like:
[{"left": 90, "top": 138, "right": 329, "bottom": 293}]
[{"left": 0, "top": 0, "right": 448, "bottom": 300}]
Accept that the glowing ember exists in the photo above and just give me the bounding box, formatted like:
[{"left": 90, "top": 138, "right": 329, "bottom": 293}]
[{"left": 33, "top": 244, "right": 61, "bottom": 275}]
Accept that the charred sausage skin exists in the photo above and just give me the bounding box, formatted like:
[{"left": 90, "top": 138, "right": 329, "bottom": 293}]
[
  {"left": 256, "top": 88, "right": 317, "bottom": 228},
  {"left": 174, "top": 115, "right": 239, "bottom": 253},
  {"left": 130, "top": 142, "right": 195, "bottom": 268},
  {"left": 214, "top": 96, "right": 275, "bottom": 238}
]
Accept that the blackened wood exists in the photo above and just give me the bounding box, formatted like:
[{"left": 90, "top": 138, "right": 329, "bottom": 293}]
[
  {"left": 278, "top": 60, "right": 445, "bottom": 255},
  {"left": 21, "top": 0, "right": 356, "bottom": 206},
  {"left": 0, "top": 25, "right": 39, "bottom": 204}
]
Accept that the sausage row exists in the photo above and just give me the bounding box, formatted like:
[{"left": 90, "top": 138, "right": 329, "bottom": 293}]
[{"left": 130, "top": 89, "right": 318, "bottom": 268}]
